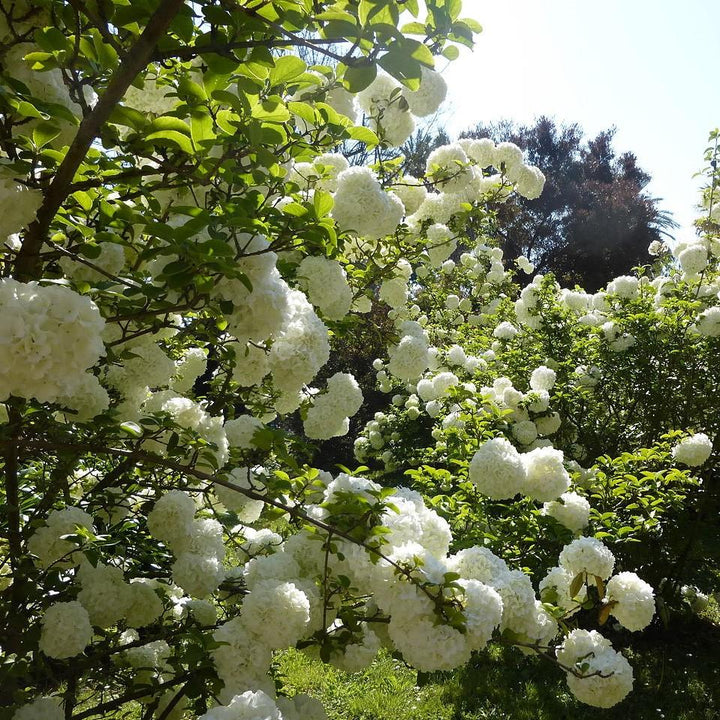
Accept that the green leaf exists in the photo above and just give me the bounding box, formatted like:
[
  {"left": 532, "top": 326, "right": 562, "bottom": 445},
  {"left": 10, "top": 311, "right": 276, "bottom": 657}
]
[
  {"left": 287, "top": 101, "right": 317, "bottom": 124},
  {"left": 342, "top": 63, "right": 377, "bottom": 92},
  {"left": 149, "top": 116, "right": 192, "bottom": 135},
  {"left": 313, "top": 189, "right": 334, "bottom": 218},
  {"left": 569, "top": 572, "right": 585, "bottom": 599},
  {"left": 346, "top": 125, "right": 379, "bottom": 147},
  {"left": 145, "top": 129, "right": 195, "bottom": 154},
  {"left": 269, "top": 55, "right": 307, "bottom": 86},
  {"left": 32, "top": 122, "right": 61, "bottom": 148},
  {"left": 190, "top": 110, "right": 215, "bottom": 145},
  {"left": 120, "top": 421, "right": 143, "bottom": 437},
  {"left": 442, "top": 45, "right": 460, "bottom": 61},
  {"left": 72, "top": 191, "right": 93, "bottom": 211},
  {"left": 251, "top": 98, "right": 290, "bottom": 123}
]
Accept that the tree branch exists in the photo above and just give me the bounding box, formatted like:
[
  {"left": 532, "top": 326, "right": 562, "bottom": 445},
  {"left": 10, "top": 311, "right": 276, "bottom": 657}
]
[{"left": 14, "top": 0, "right": 187, "bottom": 282}]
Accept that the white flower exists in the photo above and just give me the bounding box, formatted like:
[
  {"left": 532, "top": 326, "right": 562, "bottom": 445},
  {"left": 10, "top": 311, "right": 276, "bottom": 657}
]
[
  {"left": 493, "top": 321, "right": 518, "bottom": 340},
  {"left": 543, "top": 492, "right": 590, "bottom": 532},
  {"left": 172, "top": 553, "right": 224, "bottom": 599},
  {"left": 557, "top": 629, "right": 634, "bottom": 708},
  {"left": 198, "top": 690, "right": 282, "bottom": 720},
  {"left": 559, "top": 537, "right": 615, "bottom": 581},
  {"left": 606, "top": 275, "right": 639, "bottom": 299},
  {"left": 297, "top": 256, "right": 352, "bottom": 320},
  {"left": 695, "top": 306, "right": 720, "bottom": 337},
  {"left": 12, "top": 697, "right": 64, "bottom": 720},
  {"left": 672, "top": 432, "right": 712, "bottom": 466},
  {"left": 77, "top": 562, "right": 132, "bottom": 628},
  {"left": 605, "top": 571, "right": 655, "bottom": 631},
  {"left": 402, "top": 66, "right": 447, "bottom": 117},
  {"left": 426, "top": 143, "right": 473, "bottom": 194},
  {"left": 147, "top": 490, "right": 196, "bottom": 549},
  {"left": 224, "top": 414, "right": 264, "bottom": 449},
  {"left": 39, "top": 601, "right": 93, "bottom": 659},
  {"left": 469, "top": 437, "right": 526, "bottom": 499},
  {"left": 0, "top": 279, "right": 105, "bottom": 405},
  {"left": 520, "top": 446, "right": 570, "bottom": 502},
  {"left": 387, "top": 321, "right": 430, "bottom": 381},
  {"left": 678, "top": 243, "right": 708, "bottom": 277},
  {"left": 241, "top": 580, "right": 310, "bottom": 648},
  {"left": 530, "top": 365, "right": 556, "bottom": 391},
  {"left": 125, "top": 579, "right": 163, "bottom": 628}
]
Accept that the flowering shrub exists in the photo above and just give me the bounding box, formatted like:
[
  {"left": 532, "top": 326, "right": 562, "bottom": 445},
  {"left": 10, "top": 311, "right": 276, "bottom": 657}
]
[{"left": 0, "top": 2, "right": 718, "bottom": 719}]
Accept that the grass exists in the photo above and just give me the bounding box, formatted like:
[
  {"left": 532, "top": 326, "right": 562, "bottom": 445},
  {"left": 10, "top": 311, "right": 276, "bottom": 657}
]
[{"left": 276, "top": 605, "right": 720, "bottom": 720}]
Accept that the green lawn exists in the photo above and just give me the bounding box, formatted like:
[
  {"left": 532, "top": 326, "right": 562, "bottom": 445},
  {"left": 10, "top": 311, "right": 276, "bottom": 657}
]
[{"left": 276, "top": 606, "right": 720, "bottom": 720}]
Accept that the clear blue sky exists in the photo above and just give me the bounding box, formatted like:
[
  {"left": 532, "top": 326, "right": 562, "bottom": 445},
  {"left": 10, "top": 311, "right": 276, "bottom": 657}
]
[{"left": 440, "top": 0, "right": 720, "bottom": 243}]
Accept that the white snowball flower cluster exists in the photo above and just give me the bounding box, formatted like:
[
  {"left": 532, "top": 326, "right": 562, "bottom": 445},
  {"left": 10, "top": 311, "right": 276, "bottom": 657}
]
[
  {"left": 402, "top": 66, "right": 447, "bottom": 117},
  {"left": 606, "top": 274, "right": 639, "bottom": 299},
  {"left": 27, "top": 506, "right": 95, "bottom": 568},
  {"left": 0, "top": 279, "right": 106, "bottom": 407},
  {"left": 312, "top": 152, "right": 350, "bottom": 191},
  {"left": 12, "top": 697, "right": 64, "bottom": 720},
  {"left": 604, "top": 571, "right": 655, "bottom": 631},
  {"left": 215, "top": 467, "right": 265, "bottom": 522},
  {"left": 695, "top": 306, "right": 720, "bottom": 336},
  {"left": 0, "top": 167, "right": 43, "bottom": 240},
  {"left": 232, "top": 343, "right": 270, "bottom": 387},
  {"left": 240, "top": 579, "right": 311, "bottom": 648},
  {"left": 277, "top": 694, "right": 328, "bottom": 720},
  {"left": 516, "top": 255, "right": 535, "bottom": 274},
  {"left": 171, "top": 347, "right": 208, "bottom": 393},
  {"left": 77, "top": 562, "right": 133, "bottom": 628},
  {"left": 416, "top": 371, "right": 459, "bottom": 402},
  {"left": 296, "top": 256, "right": 352, "bottom": 320},
  {"left": 521, "top": 446, "right": 571, "bottom": 502},
  {"left": 148, "top": 490, "right": 225, "bottom": 597},
  {"left": 556, "top": 629, "right": 634, "bottom": 708},
  {"left": 543, "top": 491, "right": 591, "bottom": 532},
  {"left": 426, "top": 143, "right": 474, "bottom": 194},
  {"left": 357, "top": 73, "right": 415, "bottom": 146},
  {"left": 559, "top": 537, "right": 615, "bottom": 582},
  {"left": 3, "top": 43, "right": 89, "bottom": 119},
  {"left": 539, "top": 565, "right": 587, "bottom": 615},
  {"left": 672, "top": 432, "right": 713, "bottom": 466},
  {"left": 268, "top": 289, "right": 330, "bottom": 400},
  {"left": 458, "top": 138, "right": 545, "bottom": 199},
  {"left": 469, "top": 438, "right": 570, "bottom": 502},
  {"left": 198, "top": 690, "right": 282, "bottom": 720},
  {"left": 493, "top": 321, "right": 518, "bottom": 340},
  {"left": 303, "top": 372, "right": 363, "bottom": 439},
  {"left": 469, "top": 437, "right": 526, "bottom": 499},
  {"left": 224, "top": 414, "right": 264, "bottom": 449},
  {"left": 530, "top": 365, "right": 556, "bottom": 391},
  {"left": 332, "top": 167, "right": 404, "bottom": 239},
  {"left": 122, "top": 74, "right": 177, "bottom": 115},
  {"left": 39, "top": 601, "right": 93, "bottom": 659},
  {"left": 381, "top": 487, "right": 452, "bottom": 556},
  {"left": 387, "top": 321, "right": 431, "bottom": 380},
  {"left": 214, "top": 234, "right": 290, "bottom": 345},
  {"left": 58, "top": 241, "right": 126, "bottom": 284},
  {"left": 425, "top": 223, "right": 457, "bottom": 267},
  {"left": 677, "top": 242, "right": 708, "bottom": 278},
  {"left": 142, "top": 390, "right": 229, "bottom": 469},
  {"left": 391, "top": 175, "right": 427, "bottom": 216}
]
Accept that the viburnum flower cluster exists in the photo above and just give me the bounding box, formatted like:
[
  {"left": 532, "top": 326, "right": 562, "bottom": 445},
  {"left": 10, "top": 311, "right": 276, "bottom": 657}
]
[{"left": 0, "top": 279, "right": 106, "bottom": 408}]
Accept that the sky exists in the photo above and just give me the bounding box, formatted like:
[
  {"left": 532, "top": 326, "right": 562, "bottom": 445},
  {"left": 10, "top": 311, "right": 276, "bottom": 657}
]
[{"left": 438, "top": 0, "right": 720, "bottom": 243}]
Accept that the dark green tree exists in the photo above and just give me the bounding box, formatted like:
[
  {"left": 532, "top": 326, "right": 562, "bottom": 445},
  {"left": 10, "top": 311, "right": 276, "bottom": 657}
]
[{"left": 407, "top": 117, "right": 676, "bottom": 291}]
